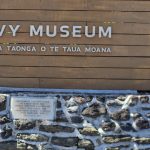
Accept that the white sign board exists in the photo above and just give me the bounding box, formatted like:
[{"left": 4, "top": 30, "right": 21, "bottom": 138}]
[{"left": 11, "top": 96, "right": 57, "bottom": 120}]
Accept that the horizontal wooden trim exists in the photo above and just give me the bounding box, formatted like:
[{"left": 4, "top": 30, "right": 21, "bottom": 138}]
[
  {"left": 1, "top": 0, "right": 150, "bottom": 12},
  {"left": 0, "top": 0, "right": 87, "bottom": 10},
  {"left": 1, "top": 21, "right": 150, "bottom": 35},
  {"left": 0, "top": 10, "right": 150, "bottom": 23},
  {"left": 87, "top": 1, "right": 150, "bottom": 12},
  {"left": 1, "top": 34, "right": 150, "bottom": 45},
  {"left": 0, "top": 55, "right": 150, "bottom": 68},
  {"left": 0, "top": 45, "right": 150, "bottom": 57},
  {"left": 88, "top": 23, "right": 150, "bottom": 35},
  {"left": 0, "top": 78, "right": 149, "bottom": 90},
  {"left": 0, "top": 67, "right": 149, "bottom": 79},
  {"left": 0, "top": 78, "right": 39, "bottom": 88},
  {"left": 39, "top": 78, "right": 150, "bottom": 90}
]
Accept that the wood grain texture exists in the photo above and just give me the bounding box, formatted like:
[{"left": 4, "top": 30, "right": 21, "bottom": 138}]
[
  {"left": 0, "top": 0, "right": 149, "bottom": 90},
  {"left": 0, "top": 45, "right": 149, "bottom": 57},
  {"left": 0, "top": 78, "right": 149, "bottom": 90},
  {"left": 1, "top": 0, "right": 150, "bottom": 11},
  {"left": 0, "top": 55, "right": 150, "bottom": 68},
  {"left": 0, "top": 78, "right": 39, "bottom": 88},
  {"left": 87, "top": 1, "right": 150, "bottom": 11},
  {"left": 0, "top": 10, "right": 150, "bottom": 23},
  {"left": 39, "top": 79, "right": 150, "bottom": 90},
  {"left": 0, "top": 0, "right": 87, "bottom": 10},
  {"left": 1, "top": 21, "right": 150, "bottom": 35},
  {"left": 1, "top": 34, "right": 150, "bottom": 45},
  {"left": 0, "top": 67, "right": 149, "bottom": 79}
]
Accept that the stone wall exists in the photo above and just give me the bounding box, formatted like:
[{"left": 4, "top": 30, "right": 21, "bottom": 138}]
[{"left": 0, "top": 93, "right": 150, "bottom": 150}]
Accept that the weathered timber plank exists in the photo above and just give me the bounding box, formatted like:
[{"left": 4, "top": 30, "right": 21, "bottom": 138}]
[
  {"left": 1, "top": 34, "right": 150, "bottom": 45},
  {"left": 39, "top": 78, "right": 150, "bottom": 90},
  {"left": 0, "top": 56, "right": 150, "bottom": 68},
  {"left": 1, "top": 0, "right": 150, "bottom": 12},
  {"left": 1, "top": 21, "right": 150, "bottom": 35},
  {"left": 0, "top": 0, "right": 87, "bottom": 10},
  {"left": 0, "top": 67, "right": 149, "bottom": 79},
  {"left": 0, "top": 10, "right": 150, "bottom": 23},
  {"left": 0, "top": 78, "right": 39, "bottom": 88},
  {"left": 87, "top": 1, "right": 150, "bottom": 11},
  {"left": 0, "top": 45, "right": 149, "bottom": 57},
  {"left": 0, "top": 78, "right": 149, "bottom": 90}
]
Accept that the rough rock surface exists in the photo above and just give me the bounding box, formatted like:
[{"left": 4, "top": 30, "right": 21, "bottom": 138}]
[
  {"left": 0, "top": 95, "right": 7, "bottom": 111},
  {"left": 82, "top": 103, "right": 107, "bottom": 117},
  {"left": 78, "top": 139, "right": 94, "bottom": 150},
  {"left": 51, "top": 137, "right": 78, "bottom": 147},
  {"left": 79, "top": 127, "right": 99, "bottom": 136},
  {"left": 110, "top": 109, "right": 130, "bottom": 121},
  {"left": 39, "top": 125, "right": 75, "bottom": 133},
  {"left": 0, "top": 115, "right": 12, "bottom": 124},
  {"left": 0, "top": 141, "right": 17, "bottom": 150},
  {"left": 17, "top": 133, "right": 49, "bottom": 142},
  {"left": 0, "top": 93, "right": 150, "bottom": 150},
  {"left": 15, "top": 120, "right": 36, "bottom": 130}
]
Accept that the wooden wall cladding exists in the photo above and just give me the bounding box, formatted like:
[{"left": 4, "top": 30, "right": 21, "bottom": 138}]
[{"left": 0, "top": 0, "right": 150, "bottom": 90}]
